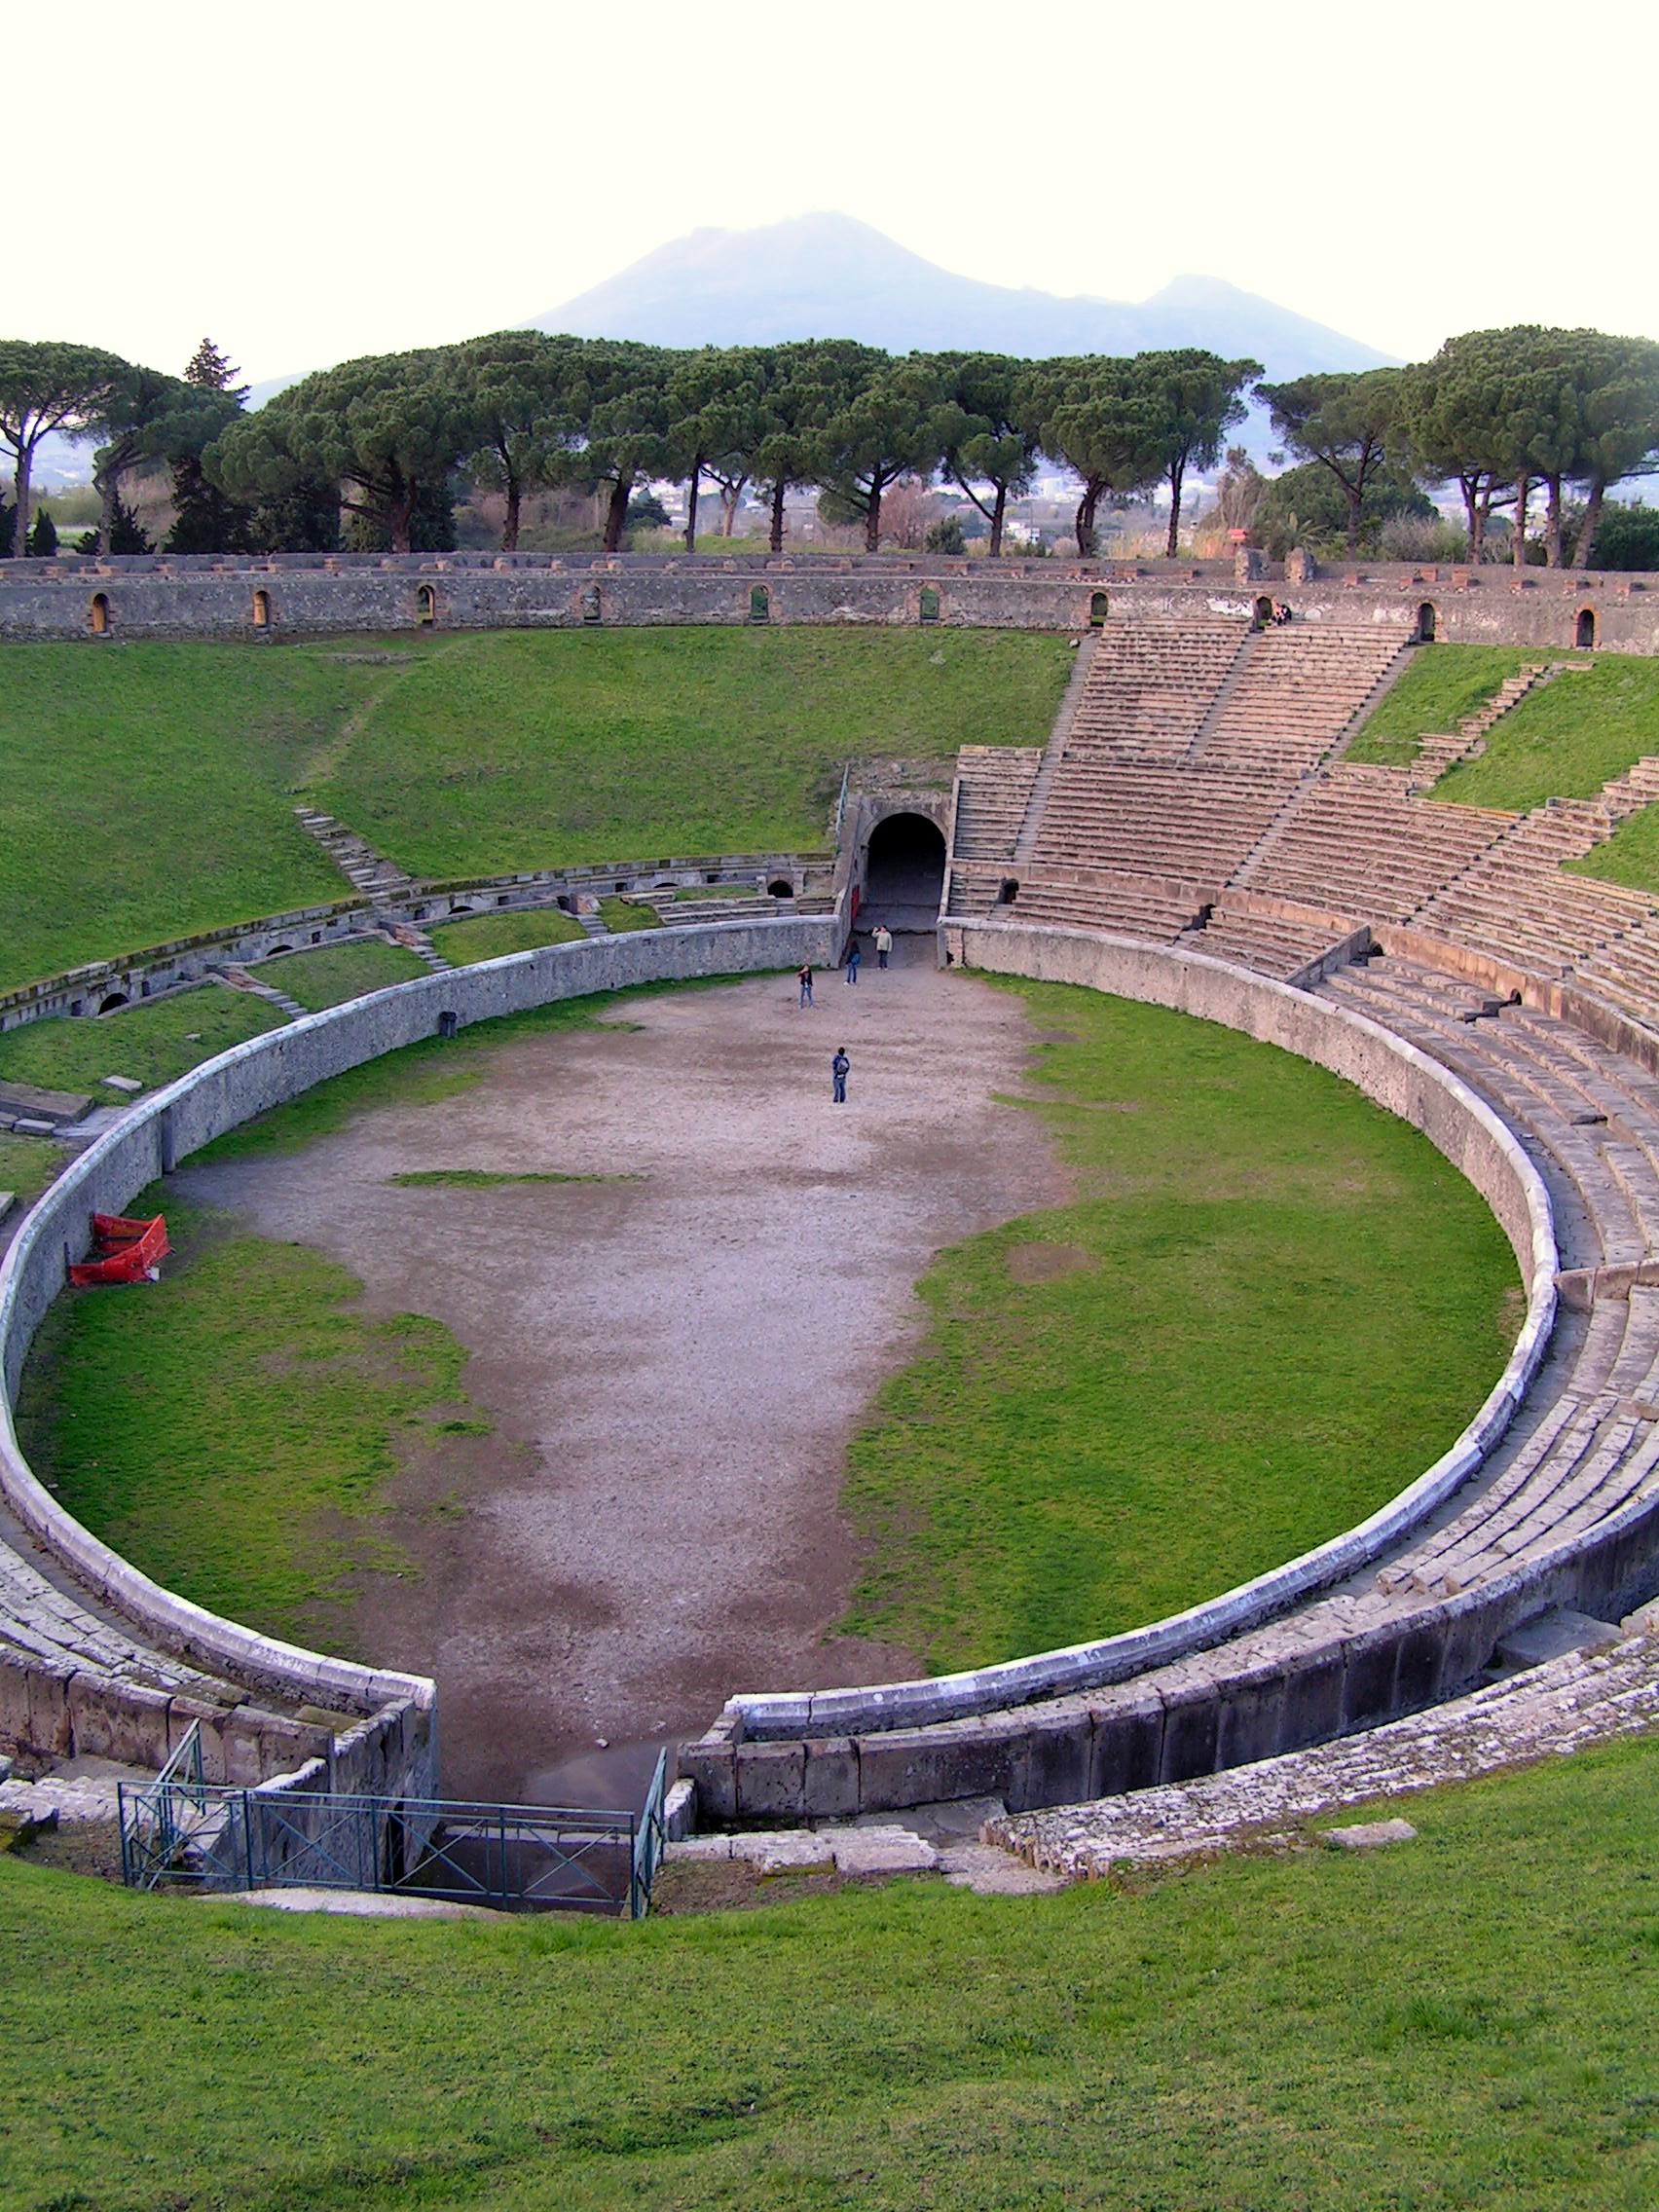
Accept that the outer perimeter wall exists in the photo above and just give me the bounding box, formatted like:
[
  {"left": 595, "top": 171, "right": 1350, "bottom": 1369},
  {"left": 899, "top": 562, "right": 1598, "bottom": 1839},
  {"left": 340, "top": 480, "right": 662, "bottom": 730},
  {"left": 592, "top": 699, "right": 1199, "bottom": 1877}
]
[{"left": 3, "top": 553, "right": 1656, "bottom": 652}]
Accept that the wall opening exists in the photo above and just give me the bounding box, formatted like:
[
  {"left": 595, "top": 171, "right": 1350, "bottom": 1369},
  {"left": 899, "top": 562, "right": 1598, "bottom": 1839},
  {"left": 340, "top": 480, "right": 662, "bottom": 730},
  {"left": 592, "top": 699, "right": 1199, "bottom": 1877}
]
[
  {"left": 1253, "top": 595, "right": 1273, "bottom": 630},
  {"left": 88, "top": 593, "right": 110, "bottom": 635},
  {"left": 998, "top": 877, "right": 1019, "bottom": 905},
  {"left": 437, "top": 1011, "right": 459, "bottom": 1040},
  {"left": 97, "top": 992, "right": 129, "bottom": 1014},
  {"left": 767, "top": 877, "right": 793, "bottom": 898},
  {"left": 416, "top": 583, "right": 437, "bottom": 626},
  {"left": 1577, "top": 608, "right": 1597, "bottom": 648},
  {"left": 580, "top": 584, "right": 602, "bottom": 624},
  {"left": 918, "top": 584, "right": 940, "bottom": 624},
  {"left": 251, "top": 589, "right": 271, "bottom": 629},
  {"left": 1088, "top": 591, "right": 1108, "bottom": 627},
  {"left": 1417, "top": 600, "right": 1438, "bottom": 644},
  {"left": 749, "top": 583, "right": 770, "bottom": 622},
  {"left": 863, "top": 811, "right": 947, "bottom": 930}
]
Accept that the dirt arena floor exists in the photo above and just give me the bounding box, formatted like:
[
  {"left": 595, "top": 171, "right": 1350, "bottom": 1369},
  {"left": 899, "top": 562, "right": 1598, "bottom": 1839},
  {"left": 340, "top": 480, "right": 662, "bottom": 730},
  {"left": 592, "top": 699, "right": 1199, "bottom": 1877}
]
[{"left": 175, "top": 941, "right": 1066, "bottom": 1804}]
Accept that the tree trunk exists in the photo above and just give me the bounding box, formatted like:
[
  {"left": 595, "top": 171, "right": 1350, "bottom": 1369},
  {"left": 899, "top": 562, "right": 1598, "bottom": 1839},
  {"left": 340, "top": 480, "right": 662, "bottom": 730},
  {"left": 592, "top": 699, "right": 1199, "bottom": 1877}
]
[
  {"left": 1346, "top": 483, "right": 1362, "bottom": 556},
  {"left": 1513, "top": 475, "right": 1530, "bottom": 571},
  {"left": 864, "top": 481, "right": 882, "bottom": 553},
  {"left": 1544, "top": 474, "right": 1564, "bottom": 568},
  {"left": 502, "top": 468, "right": 521, "bottom": 553},
  {"left": 683, "top": 463, "right": 700, "bottom": 554},
  {"left": 989, "top": 482, "right": 1006, "bottom": 558},
  {"left": 97, "top": 461, "right": 120, "bottom": 554},
  {"left": 12, "top": 440, "right": 33, "bottom": 561},
  {"left": 1165, "top": 459, "right": 1185, "bottom": 559},
  {"left": 603, "top": 472, "right": 632, "bottom": 553},
  {"left": 1461, "top": 476, "right": 1482, "bottom": 562},
  {"left": 1572, "top": 479, "right": 1604, "bottom": 571},
  {"left": 1074, "top": 484, "right": 1097, "bottom": 558},
  {"left": 389, "top": 488, "right": 414, "bottom": 555},
  {"left": 769, "top": 480, "right": 786, "bottom": 554}
]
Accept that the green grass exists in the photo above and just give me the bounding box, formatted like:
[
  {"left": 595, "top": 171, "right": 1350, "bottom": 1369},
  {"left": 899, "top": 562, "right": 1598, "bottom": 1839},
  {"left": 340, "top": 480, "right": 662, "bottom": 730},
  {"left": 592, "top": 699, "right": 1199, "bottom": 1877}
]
[
  {"left": 388, "top": 1168, "right": 637, "bottom": 1188},
  {"left": 0, "top": 1133, "right": 60, "bottom": 1203},
  {"left": 309, "top": 628, "right": 1070, "bottom": 879},
  {"left": 7, "top": 1733, "right": 1659, "bottom": 2207},
  {"left": 1348, "top": 645, "right": 1540, "bottom": 766},
  {"left": 262, "top": 937, "right": 429, "bottom": 1009},
  {"left": 599, "top": 895, "right": 662, "bottom": 931},
  {"left": 0, "top": 629, "right": 1066, "bottom": 997},
  {"left": 0, "top": 984, "right": 285, "bottom": 1097},
  {"left": 0, "top": 636, "right": 430, "bottom": 993},
  {"left": 428, "top": 907, "right": 587, "bottom": 963},
  {"left": 15, "top": 1193, "right": 489, "bottom": 1649},
  {"left": 838, "top": 981, "right": 1517, "bottom": 1670},
  {"left": 1434, "top": 655, "right": 1659, "bottom": 809},
  {"left": 1572, "top": 808, "right": 1659, "bottom": 897}
]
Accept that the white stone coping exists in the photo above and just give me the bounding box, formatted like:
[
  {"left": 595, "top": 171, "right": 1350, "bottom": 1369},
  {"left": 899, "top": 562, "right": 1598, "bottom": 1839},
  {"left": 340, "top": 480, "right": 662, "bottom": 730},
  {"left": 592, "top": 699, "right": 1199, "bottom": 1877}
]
[
  {"left": 0, "top": 915, "right": 838, "bottom": 1720},
  {"left": 724, "top": 922, "right": 1559, "bottom": 1741}
]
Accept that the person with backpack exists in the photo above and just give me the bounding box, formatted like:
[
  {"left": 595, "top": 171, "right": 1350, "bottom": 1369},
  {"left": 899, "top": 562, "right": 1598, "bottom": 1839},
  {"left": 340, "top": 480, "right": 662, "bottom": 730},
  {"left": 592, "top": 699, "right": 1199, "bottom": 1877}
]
[{"left": 830, "top": 1048, "right": 850, "bottom": 1104}]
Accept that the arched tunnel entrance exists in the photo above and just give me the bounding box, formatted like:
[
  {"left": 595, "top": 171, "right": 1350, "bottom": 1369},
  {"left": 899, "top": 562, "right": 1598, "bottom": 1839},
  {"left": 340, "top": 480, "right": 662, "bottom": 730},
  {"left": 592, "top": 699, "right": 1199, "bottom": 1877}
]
[{"left": 862, "top": 811, "right": 946, "bottom": 932}]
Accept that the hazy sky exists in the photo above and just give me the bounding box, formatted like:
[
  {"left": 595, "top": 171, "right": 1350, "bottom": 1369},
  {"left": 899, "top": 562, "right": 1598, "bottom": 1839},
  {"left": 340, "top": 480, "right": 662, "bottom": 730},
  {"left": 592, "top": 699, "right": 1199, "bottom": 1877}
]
[{"left": 22, "top": 0, "right": 1658, "bottom": 384}]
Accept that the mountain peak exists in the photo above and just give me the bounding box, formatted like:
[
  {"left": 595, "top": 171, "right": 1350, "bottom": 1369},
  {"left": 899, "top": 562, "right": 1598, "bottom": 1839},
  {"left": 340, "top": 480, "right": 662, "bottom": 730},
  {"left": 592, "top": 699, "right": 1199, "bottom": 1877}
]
[{"left": 531, "top": 214, "right": 1392, "bottom": 378}]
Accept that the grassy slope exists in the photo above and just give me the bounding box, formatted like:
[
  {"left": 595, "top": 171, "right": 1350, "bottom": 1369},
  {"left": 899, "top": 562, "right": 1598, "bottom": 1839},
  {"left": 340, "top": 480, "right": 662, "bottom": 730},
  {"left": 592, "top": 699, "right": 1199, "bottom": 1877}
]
[
  {"left": 0, "top": 638, "right": 404, "bottom": 992},
  {"left": 6, "top": 1735, "right": 1659, "bottom": 2209},
  {"left": 0, "top": 1133, "right": 59, "bottom": 1202},
  {"left": 262, "top": 937, "right": 429, "bottom": 1009},
  {"left": 1434, "top": 656, "right": 1659, "bottom": 809},
  {"left": 0, "top": 629, "right": 1067, "bottom": 996},
  {"left": 0, "top": 983, "right": 284, "bottom": 1095},
  {"left": 428, "top": 908, "right": 587, "bottom": 962},
  {"left": 839, "top": 982, "right": 1516, "bottom": 1669},
  {"left": 16, "top": 1193, "right": 489, "bottom": 1650},
  {"left": 1347, "top": 645, "right": 1540, "bottom": 766},
  {"left": 310, "top": 628, "right": 1071, "bottom": 877}
]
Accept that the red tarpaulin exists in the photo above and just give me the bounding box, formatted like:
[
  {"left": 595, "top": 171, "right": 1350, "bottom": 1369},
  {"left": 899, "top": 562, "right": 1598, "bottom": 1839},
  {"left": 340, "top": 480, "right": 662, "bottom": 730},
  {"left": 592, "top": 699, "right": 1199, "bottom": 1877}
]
[{"left": 68, "top": 1212, "right": 169, "bottom": 1286}]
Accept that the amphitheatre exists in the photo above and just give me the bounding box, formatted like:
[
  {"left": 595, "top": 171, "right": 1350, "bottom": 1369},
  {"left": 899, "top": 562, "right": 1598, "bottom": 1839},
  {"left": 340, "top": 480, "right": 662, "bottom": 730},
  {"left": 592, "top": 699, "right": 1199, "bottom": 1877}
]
[{"left": 9, "top": 546, "right": 1659, "bottom": 2201}]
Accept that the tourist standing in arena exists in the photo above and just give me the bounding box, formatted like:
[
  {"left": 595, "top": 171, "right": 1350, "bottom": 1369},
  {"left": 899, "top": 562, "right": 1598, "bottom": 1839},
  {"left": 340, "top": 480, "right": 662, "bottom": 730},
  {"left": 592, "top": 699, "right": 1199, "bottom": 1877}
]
[
  {"left": 845, "top": 939, "right": 861, "bottom": 984},
  {"left": 831, "top": 1048, "right": 850, "bottom": 1103},
  {"left": 797, "top": 961, "right": 814, "bottom": 1007},
  {"left": 873, "top": 923, "right": 893, "bottom": 970}
]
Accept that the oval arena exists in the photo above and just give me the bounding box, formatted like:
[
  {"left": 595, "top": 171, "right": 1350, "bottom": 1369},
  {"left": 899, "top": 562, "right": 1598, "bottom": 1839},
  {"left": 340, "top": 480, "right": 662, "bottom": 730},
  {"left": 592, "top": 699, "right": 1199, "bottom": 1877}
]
[{"left": 6, "top": 560, "right": 1659, "bottom": 1880}]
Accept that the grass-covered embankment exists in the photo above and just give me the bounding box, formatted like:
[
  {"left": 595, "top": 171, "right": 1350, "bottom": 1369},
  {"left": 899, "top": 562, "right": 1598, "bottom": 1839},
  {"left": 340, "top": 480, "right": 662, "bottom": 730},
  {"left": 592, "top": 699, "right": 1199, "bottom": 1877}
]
[
  {"left": 0, "top": 628, "right": 1068, "bottom": 994},
  {"left": 0, "top": 983, "right": 285, "bottom": 1096},
  {"left": 1434, "top": 654, "right": 1659, "bottom": 809},
  {"left": 262, "top": 936, "right": 429, "bottom": 1009},
  {"left": 1348, "top": 644, "right": 1541, "bottom": 767},
  {"left": 6, "top": 1730, "right": 1659, "bottom": 2207},
  {"left": 15, "top": 1192, "right": 492, "bottom": 1649},
  {"left": 838, "top": 980, "right": 1518, "bottom": 1670}
]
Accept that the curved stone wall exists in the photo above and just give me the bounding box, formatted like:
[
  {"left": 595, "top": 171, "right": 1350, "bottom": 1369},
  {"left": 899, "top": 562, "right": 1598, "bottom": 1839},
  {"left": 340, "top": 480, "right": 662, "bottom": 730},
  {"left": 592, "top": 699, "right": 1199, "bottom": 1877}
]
[
  {"left": 715, "top": 921, "right": 1557, "bottom": 1747},
  {"left": 0, "top": 915, "right": 838, "bottom": 1727}
]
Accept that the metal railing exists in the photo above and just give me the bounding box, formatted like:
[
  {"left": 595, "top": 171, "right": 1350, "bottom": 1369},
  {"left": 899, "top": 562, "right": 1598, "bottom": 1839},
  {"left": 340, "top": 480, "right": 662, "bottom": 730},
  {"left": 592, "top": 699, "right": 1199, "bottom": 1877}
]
[{"left": 118, "top": 1761, "right": 670, "bottom": 1919}]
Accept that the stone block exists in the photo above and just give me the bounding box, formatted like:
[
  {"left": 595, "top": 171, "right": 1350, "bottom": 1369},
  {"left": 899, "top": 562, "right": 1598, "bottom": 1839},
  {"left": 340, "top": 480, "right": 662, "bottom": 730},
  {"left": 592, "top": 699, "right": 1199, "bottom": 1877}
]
[
  {"left": 1494, "top": 1607, "right": 1621, "bottom": 1670},
  {"left": 1010, "top": 1707, "right": 1091, "bottom": 1813},
  {"left": 67, "top": 1676, "right": 171, "bottom": 1769},
  {"left": 0, "top": 1661, "right": 31, "bottom": 1748},
  {"left": 800, "top": 1736, "right": 860, "bottom": 1821},
  {"left": 734, "top": 1739, "right": 806, "bottom": 1821},
  {"left": 25, "top": 1662, "right": 73, "bottom": 1755},
  {"left": 1341, "top": 1627, "right": 1402, "bottom": 1730},
  {"left": 1277, "top": 1641, "right": 1345, "bottom": 1746},
  {"left": 680, "top": 1744, "right": 737, "bottom": 1826},
  {"left": 855, "top": 1719, "right": 1021, "bottom": 1816},
  {"left": 168, "top": 1696, "right": 230, "bottom": 1785},
  {"left": 824, "top": 1825, "right": 939, "bottom": 1877},
  {"left": 1158, "top": 1680, "right": 1220, "bottom": 1784},
  {"left": 1392, "top": 1618, "right": 1451, "bottom": 1712},
  {"left": 1087, "top": 1687, "right": 1164, "bottom": 1797},
  {"left": 1322, "top": 1818, "right": 1418, "bottom": 1850},
  {"left": 729, "top": 1829, "right": 831, "bottom": 1874},
  {"left": 1214, "top": 1661, "right": 1290, "bottom": 1770}
]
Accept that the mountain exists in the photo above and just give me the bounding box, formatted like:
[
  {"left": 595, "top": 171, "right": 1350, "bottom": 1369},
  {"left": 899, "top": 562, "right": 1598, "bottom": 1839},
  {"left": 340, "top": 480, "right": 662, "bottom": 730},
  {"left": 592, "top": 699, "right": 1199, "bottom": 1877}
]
[{"left": 531, "top": 213, "right": 1394, "bottom": 380}]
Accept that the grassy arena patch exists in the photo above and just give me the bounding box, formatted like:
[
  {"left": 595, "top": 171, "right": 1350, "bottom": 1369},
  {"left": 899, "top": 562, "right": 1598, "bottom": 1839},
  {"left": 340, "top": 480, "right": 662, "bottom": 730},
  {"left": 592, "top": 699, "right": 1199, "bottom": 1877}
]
[
  {"left": 7, "top": 1735, "right": 1659, "bottom": 2207},
  {"left": 837, "top": 981, "right": 1517, "bottom": 1670},
  {"left": 261, "top": 936, "right": 429, "bottom": 1008},
  {"left": 0, "top": 1133, "right": 60, "bottom": 1204},
  {"left": 0, "top": 983, "right": 285, "bottom": 1096},
  {"left": 1348, "top": 643, "right": 1540, "bottom": 766},
  {"left": 0, "top": 629, "right": 1067, "bottom": 994},
  {"left": 15, "top": 1194, "right": 490, "bottom": 1648},
  {"left": 428, "top": 907, "right": 587, "bottom": 962}
]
